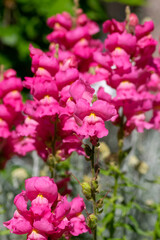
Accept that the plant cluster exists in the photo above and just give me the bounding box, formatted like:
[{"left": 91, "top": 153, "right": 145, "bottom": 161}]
[{"left": 1, "top": 3, "right": 160, "bottom": 240}]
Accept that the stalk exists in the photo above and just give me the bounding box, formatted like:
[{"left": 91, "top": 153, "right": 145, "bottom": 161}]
[
  {"left": 48, "top": 115, "right": 58, "bottom": 179},
  {"left": 109, "top": 116, "right": 124, "bottom": 238},
  {"left": 91, "top": 145, "right": 97, "bottom": 240}
]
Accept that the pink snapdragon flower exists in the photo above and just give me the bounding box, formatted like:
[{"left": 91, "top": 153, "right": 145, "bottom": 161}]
[
  {"left": 4, "top": 177, "right": 89, "bottom": 239},
  {"left": 105, "top": 32, "right": 137, "bottom": 54},
  {"left": 72, "top": 98, "right": 117, "bottom": 140},
  {"left": 0, "top": 68, "right": 24, "bottom": 168},
  {"left": 47, "top": 8, "right": 102, "bottom": 69}
]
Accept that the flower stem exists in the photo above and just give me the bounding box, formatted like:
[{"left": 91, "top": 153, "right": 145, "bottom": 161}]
[
  {"left": 91, "top": 145, "right": 97, "bottom": 240},
  {"left": 109, "top": 119, "right": 124, "bottom": 238}
]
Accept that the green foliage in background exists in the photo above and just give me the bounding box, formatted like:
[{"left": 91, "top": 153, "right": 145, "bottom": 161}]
[{"left": 103, "top": 0, "right": 145, "bottom": 6}]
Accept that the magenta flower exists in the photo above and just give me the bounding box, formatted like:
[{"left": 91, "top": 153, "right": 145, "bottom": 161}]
[
  {"left": 25, "top": 177, "right": 58, "bottom": 204},
  {"left": 103, "top": 19, "right": 125, "bottom": 33},
  {"left": 4, "top": 177, "right": 89, "bottom": 239},
  {"left": 0, "top": 68, "right": 24, "bottom": 168},
  {"left": 135, "top": 20, "right": 154, "bottom": 39},
  {"left": 105, "top": 32, "right": 136, "bottom": 54},
  {"left": 73, "top": 98, "right": 117, "bottom": 139}
]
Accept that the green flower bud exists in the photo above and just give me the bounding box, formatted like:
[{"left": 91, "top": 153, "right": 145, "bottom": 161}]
[
  {"left": 96, "top": 199, "right": 103, "bottom": 209},
  {"left": 47, "top": 154, "right": 57, "bottom": 167},
  {"left": 81, "top": 182, "right": 92, "bottom": 200},
  {"left": 87, "top": 214, "right": 98, "bottom": 230},
  {"left": 92, "top": 94, "right": 98, "bottom": 103},
  {"left": 91, "top": 179, "right": 99, "bottom": 193}
]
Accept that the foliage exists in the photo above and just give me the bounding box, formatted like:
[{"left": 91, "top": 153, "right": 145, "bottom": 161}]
[{"left": 103, "top": 0, "right": 146, "bottom": 6}]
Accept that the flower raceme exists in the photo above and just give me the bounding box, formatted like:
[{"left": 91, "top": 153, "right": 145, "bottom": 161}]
[
  {"left": 15, "top": 36, "right": 117, "bottom": 161},
  {"left": 1, "top": 8, "right": 160, "bottom": 167},
  {"left": 3, "top": 176, "right": 90, "bottom": 239}
]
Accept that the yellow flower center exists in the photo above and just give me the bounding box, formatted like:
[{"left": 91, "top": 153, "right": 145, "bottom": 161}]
[{"left": 89, "top": 113, "right": 96, "bottom": 118}]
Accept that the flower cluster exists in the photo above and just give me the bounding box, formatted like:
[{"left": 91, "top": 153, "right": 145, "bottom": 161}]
[
  {"left": 47, "top": 9, "right": 102, "bottom": 71},
  {"left": 45, "top": 9, "right": 160, "bottom": 135},
  {"left": 13, "top": 9, "right": 117, "bottom": 162},
  {"left": 4, "top": 176, "right": 89, "bottom": 239},
  {"left": 88, "top": 14, "right": 159, "bottom": 134},
  {"left": 0, "top": 68, "right": 23, "bottom": 168},
  {"left": 1, "top": 9, "right": 160, "bottom": 166},
  {"left": 2, "top": 7, "right": 160, "bottom": 240}
]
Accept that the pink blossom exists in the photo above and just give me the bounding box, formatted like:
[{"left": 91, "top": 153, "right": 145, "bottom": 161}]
[
  {"left": 25, "top": 176, "right": 58, "bottom": 204},
  {"left": 3, "top": 90, "right": 23, "bottom": 112},
  {"left": 27, "top": 230, "right": 48, "bottom": 240},
  {"left": 105, "top": 32, "right": 136, "bottom": 54},
  {"left": 68, "top": 196, "right": 85, "bottom": 218},
  {"left": 0, "top": 118, "right": 10, "bottom": 138},
  {"left": 125, "top": 113, "right": 153, "bottom": 134},
  {"left": 69, "top": 214, "right": 89, "bottom": 236},
  {"left": 47, "top": 12, "right": 72, "bottom": 30},
  {"left": 4, "top": 177, "right": 89, "bottom": 239},
  {"left": 73, "top": 98, "right": 117, "bottom": 139},
  {"left": 69, "top": 79, "right": 94, "bottom": 102},
  {"left": 55, "top": 68, "right": 79, "bottom": 90},
  {"left": 3, "top": 210, "right": 32, "bottom": 235},
  {"left": 135, "top": 20, "right": 154, "bottom": 39},
  {"left": 103, "top": 19, "right": 125, "bottom": 33}
]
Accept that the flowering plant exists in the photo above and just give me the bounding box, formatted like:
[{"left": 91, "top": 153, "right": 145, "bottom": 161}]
[{"left": 1, "top": 3, "right": 160, "bottom": 240}]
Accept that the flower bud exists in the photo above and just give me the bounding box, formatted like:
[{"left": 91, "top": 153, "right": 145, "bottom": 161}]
[
  {"left": 87, "top": 214, "right": 98, "bottom": 230},
  {"left": 81, "top": 182, "right": 92, "bottom": 200},
  {"left": 91, "top": 179, "right": 99, "bottom": 193},
  {"left": 96, "top": 199, "right": 103, "bottom": 209},
  {"left": 92, "top": 94, "right": 98, "bottom": 103},
  {"left": 47, "top": 153, "right": 57, "bottom": 167},
  {"left": 129, "top": 13, "right": 139, "bottom": 27}
]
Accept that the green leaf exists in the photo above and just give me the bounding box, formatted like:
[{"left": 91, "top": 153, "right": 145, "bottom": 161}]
[
  {"left": 128, "top": 215, "right": 153, "bottom": 236},
  {"left": 103, "top": 212, "right": 114, "bottom": 225},
  {"left": 102, "top": 0, "right": 145, "bottom": 6},
  {"left": 115, "top": 203, "right": 132, "bottom": 216},
  {"left": 155, "top": 221, "right": 160, "bottom": 237}
]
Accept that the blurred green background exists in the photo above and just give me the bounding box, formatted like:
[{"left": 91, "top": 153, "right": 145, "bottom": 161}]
[{"left": 0, "top": 0, "right": 145, "bottom": 79}]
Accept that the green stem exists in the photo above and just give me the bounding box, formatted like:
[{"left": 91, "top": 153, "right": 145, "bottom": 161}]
[
  {"left": 49, "top": 166, "right": 54, "bottom": 178},
  {"left": 109, "top": 173, "right": 118, "bottom": 238},
  {"left": 91, "top": 145, "right": 97, "bottom": 240},
  {"left": 47, "top": 116, "right": 58, "bottom": 179},
  {"left": 153, "top": 207, "right": 160, "bottom": 240},
  {"left": 109, "top": 118, "right": 124, "bottom": 239}
]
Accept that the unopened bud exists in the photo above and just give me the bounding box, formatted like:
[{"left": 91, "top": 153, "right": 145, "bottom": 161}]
[
  {"left": 87, "top": 214, "right": 98, "bottom": 230},
  {"left": 129, "top": 13, "right": 139, "bottom": 26},
  {"left": 92, "top": 94, "right": 98, "bottom": 103},
  {"left": 47, "top": 154, "right": 57, "bottom": 167},
  {"left": 91, "top": 179, "right": 99, "bottom": 193},
  {"left": 81, "top": 182, "right": 92, "bottom": 200},
  {"left": 96, "top": 199, "right": 103, "bottom": 209},
  {"left": 90, "top": 136, "right": 99, "bottom": 146}
]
